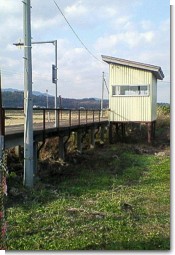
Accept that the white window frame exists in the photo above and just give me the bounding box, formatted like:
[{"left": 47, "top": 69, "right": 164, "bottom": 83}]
[{"left": 112, "top": 84, "right": 150, "bottom": 96}]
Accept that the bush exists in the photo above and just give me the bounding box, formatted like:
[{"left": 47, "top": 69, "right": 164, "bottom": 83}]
[{"left": 157, "top": 104, "right": 170, "bottom": 116}]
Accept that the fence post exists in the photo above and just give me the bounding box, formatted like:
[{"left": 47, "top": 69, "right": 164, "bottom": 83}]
[
  {"left": 58, "top": 109, "right": 60, "bottom": 128},
  {"left": 78, "top": 110, "right": 81, "bottom": 126},
  {"left": 69, "top": 110, "right": 71, "bottom": 126},
  {"left": 43, "top": 109, "right": 46, "bottom": 131},
  {"left": 0, "top": 109, "right": 5, "bottom": 138}
]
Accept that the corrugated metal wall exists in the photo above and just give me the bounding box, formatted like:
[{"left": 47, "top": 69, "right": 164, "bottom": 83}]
[
  {"left": 109, "top": 64, "right": 156, "bottom": 122},
  {"left": 151, "top": 75, "right": 157, "bottom": 121}
]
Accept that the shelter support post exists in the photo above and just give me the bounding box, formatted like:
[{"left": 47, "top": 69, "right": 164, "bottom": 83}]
[
  {"left": 115, "top": 123, "right": 119, "bottom": 138},
  {"left": 152, "top": 121, "right": 156, "bottom": 139},
  {"left": 77, "top": 130, "right": 83, "bottom": 153},
  {"left": 90, "top": 127, "right": 95, "bottom": 149},
  {"left": 33, "top": 141, "right": 38, "bottom": 177},
  {"left": 72, "top": 132, "right": 76, "bottom": 148},
  {"left": 109, "top": 123, "right": 113, "bottom": 144},
  {"left": 100, "top": 125, "right": 105, "bottom": 143},
  {"left": 59, "top": 135, "right": 65, "bottom": 160},
  {"left": 147, "top": 122, "right": 155, "bottom": 143},
  {"left": 147, "top": 123, "right": 151, "bottom": 143},
  {"left": 15, "top": 146, "right": 21, "bottom": 158},
  {"left": 121, "top": 123, "right": 126, "bottom": 141}
]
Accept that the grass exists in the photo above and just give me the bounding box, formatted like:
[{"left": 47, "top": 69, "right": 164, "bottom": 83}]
[
  {"left": 5, "top": 105, "right": 170, "bottom": 250},
  {"left": 6, "top": 142, "right": 170, "bottom": 250}
]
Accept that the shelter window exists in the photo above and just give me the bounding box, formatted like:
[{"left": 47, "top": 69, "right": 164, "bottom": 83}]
[{"left": 112, "top": 85, "right": 149, "bottom": 96}]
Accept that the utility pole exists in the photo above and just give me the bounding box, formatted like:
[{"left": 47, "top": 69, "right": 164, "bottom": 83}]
[
  {"left": 101, "top": 72, "right": 105, "bottom": 117},
  {"left": 54, "top": 40, "right": 58, "bottom": 127},
  {"left": 0, "top": 70, "right": 4, "bottom": 185},
  {"left": 46, "top": 89, "right": 49, "bottom": 109},
  {"left": 14, "top": 40, "right": 58, "bottom": 127},
  {"left": 23, "top": 0, "right": 34, "bottom": 187}
]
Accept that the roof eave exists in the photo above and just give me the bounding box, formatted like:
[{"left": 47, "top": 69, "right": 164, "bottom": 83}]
[{"left": 101, "top": 55, "right": 164, "bottom": 80}]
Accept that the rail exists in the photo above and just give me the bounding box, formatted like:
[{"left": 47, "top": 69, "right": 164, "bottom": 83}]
[{"left": 2, "top": 108, "right": 108, "bottom": 135}]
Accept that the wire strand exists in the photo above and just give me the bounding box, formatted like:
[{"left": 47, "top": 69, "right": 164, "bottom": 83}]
[{"left": 53, "top": 0, "right": 104, "bottom": 65}]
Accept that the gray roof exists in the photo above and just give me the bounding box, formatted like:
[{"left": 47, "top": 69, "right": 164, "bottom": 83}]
[{"left": 101, "top": 55, "right": 164, "bottom": 80}]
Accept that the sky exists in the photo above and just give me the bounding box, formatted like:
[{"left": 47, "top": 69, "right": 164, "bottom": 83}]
[{"left": 0, "top": 0, "right": 170, "bottom": 103}]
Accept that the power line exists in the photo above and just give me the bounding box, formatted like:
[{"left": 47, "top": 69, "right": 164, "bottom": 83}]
[
  {"left": 0, "top": 68, "right": 50, "bottom": 80},
  {"left": 158, "top": 80, "right": 170, "bottom": 84},
  {"left": 104, "top": 78, "right": 109, "bottom": 94},
  {"left": 53, "top": 0, "right": 104, "bottom": 64},
  {"left": 2, "top": 67, "right": 169, "bottom": 87},
  {"left": 0, "top": 68, "right": 23, "bottom": 76}
]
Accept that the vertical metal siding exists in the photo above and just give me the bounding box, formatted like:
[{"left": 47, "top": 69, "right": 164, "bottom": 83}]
[
  {"left": 151, "top": 75, "right": 157, "bottom": 121},
  {"left": 109, "top": 64, "right": 155, "bottom": 122}
]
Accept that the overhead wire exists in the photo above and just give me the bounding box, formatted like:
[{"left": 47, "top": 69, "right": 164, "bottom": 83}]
[
  {"left": 53, "top": 0, "right": 104, "bottom": 65},
  {"left": 1, "top": 1, "right": 108, "bottom": 96},
  {"left": 157, "top": 80, "right": 170, "bottom": 84},
  {"left": 104, "top": 78, "right": 109, "bottom": 94},
  {"left": 1, "top": 67, "right": 106, "bottom": 83},
  {"left": 1, "top": 68, "right": 170, "bottom": 90}
]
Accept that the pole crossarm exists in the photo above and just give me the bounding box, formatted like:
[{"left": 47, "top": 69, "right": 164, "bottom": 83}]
[
  {"left": 14, "top": 39, "right": 58, "bottom": 127},
  {"left": 13, "top": 40, "right": 57, "bottom": 46}
]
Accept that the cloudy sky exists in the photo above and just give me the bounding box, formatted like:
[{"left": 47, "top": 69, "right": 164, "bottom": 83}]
[{"left": 0, "top": 0, "right": 170, "bottom": 103}]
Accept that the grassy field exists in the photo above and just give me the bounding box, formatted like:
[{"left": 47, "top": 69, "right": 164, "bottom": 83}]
[{"left": 5, "top": 105, "right": 170, "bottom": 250}]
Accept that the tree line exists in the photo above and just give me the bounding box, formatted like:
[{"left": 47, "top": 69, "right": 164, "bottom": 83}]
[{"left": 2, "top": 90, "right": 109, "bottom": 110}]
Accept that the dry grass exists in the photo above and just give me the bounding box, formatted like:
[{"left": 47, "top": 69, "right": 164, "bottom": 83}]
[{"left": 5, "top": 109, "right": 108, "bottom": 126}]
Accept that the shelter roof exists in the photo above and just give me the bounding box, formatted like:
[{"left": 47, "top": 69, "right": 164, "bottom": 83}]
[{"left": 101, "top": 55, "right": 164, "bottom": 80}]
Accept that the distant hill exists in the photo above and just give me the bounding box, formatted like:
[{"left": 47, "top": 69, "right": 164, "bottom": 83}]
[{"left": 2, "top": 89, "right": 109, "bottom": 110}]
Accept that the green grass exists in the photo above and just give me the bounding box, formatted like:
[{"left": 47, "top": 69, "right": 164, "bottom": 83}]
[{"left": 6, "top": 142, "right": 170, "bottom": 250}]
